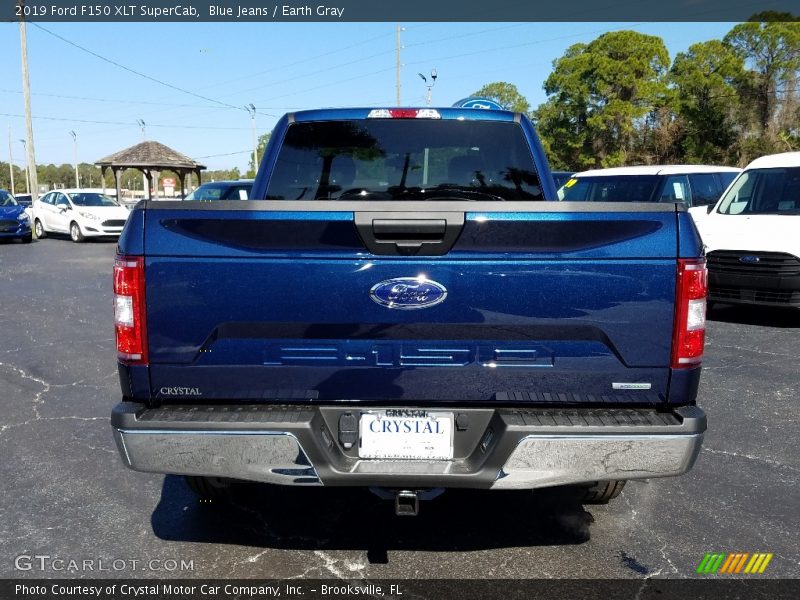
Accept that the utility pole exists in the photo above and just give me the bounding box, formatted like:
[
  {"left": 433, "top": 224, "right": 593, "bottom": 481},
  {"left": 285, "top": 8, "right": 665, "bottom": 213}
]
[
  {"left": 69, "top": 130, "right": 79, "bottom": 188},
  {"left": 136, "top": 119, "right": 147, "bottom": 196},
  {"left": 7, "top": 127, "right": 15, "bottom": 196},
  {"left": 245, "top": 103, "right": 257, "bottom": 175},
  {"left": 395, "top": 24, "right": 404, "bottom": 106},
  {"left": 19, "top": 139, "right": 30, "bottom": 193},
  {"left": 19, "top": 1, "right": 39, "bottom": 201}
]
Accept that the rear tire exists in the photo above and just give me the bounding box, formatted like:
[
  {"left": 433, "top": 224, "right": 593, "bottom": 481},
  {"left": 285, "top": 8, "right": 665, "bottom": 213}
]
[
  {"left": 34, "top": 219, "right": 46, "bottom": 239},
  {"left": 184, "top": 476, "right": 236, "bottom": 501},
  {"left": 581, "top": 480, "right": 626, "bottom": 504},
  {"left": 69, "top": 221, "right": 85, "bottom": 243}
]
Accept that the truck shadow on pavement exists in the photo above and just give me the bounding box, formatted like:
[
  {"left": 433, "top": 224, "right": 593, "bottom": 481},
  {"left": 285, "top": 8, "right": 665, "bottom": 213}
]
[
  {"left": 707, "top": 303, "right": 800, "bottom": 328},
  {"left": 151, "top": 476, "right": 595, "bottom": 557}
]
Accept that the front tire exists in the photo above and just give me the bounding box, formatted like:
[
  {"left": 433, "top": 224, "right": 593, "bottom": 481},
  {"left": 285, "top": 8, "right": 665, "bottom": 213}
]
[
  {"left": 34, "top": 219, "right": 46, "bottom": 239},
  {"left": 69, "top": 221, "right": 85, "bottom": 243},
  {"left": 21, "top": 233, "right": 32, "bottom": 244}
]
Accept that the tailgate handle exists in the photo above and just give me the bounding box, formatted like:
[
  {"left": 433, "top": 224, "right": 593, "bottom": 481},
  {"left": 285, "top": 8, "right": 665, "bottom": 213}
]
[
  {"left": 372, "top": 219, "right": 446, "bottom": 241},
  {"left": 355, "top": 212, "right": 465, "bottom": 256}
]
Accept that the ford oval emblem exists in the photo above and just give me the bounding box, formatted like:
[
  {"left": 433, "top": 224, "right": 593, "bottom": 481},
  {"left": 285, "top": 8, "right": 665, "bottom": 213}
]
[
  {"left": 370, "top": 277, "right": 447, "bottom": 310},
  {"left": 739, "top": 255, "right": 760, "bottom": 264}
]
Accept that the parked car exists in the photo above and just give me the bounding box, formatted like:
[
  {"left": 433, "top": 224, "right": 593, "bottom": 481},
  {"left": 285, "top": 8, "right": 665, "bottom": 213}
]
[
  {"left": 695, "top": 152, "right": 800, "bottom": 309},
  {"left": 551, "top": 170, "right": 574, "bottom": 189},
  {"left": 183, "top": 180, "right": 253, "bottom": 201},
  {"left": 32, "top": 189, "right": 131, "bottom": 242},
  {"left": 557, "top": 165, "right": 741, "bottom": 210},
  {"left": 11, "top": 193, "right": 34, "bottom": 221},
  {"left": 0, "top": 189, "right": 32, "bottom": 243}
]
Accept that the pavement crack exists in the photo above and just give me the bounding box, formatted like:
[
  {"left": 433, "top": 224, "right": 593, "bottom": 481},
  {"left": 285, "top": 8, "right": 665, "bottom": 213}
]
[
  {"left": 703, "top": 447, "right": 799, "bottom": 474},
  {"left": 705, "top": 344, "right": 796, "bottom": 359},
  {"left": 235, "top": 548, "right": 271, "bottom": 566},
  {"left": 624, "top": 495, "right": 678, "bottom": 577},
  {"left": 313, "top": 550, "right": 347, "bottom": 579},
  {"left": 311, "top": 550, "right": 367, "bottom": 579},
  {"left": 0, "top": 415, "right": 107, "bottom": 437},
  {"left": 0, "top": 360, "right": 50, "bottom": 423}
]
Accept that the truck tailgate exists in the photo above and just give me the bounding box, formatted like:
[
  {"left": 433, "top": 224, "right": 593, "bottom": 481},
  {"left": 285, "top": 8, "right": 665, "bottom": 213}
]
[{"left": 138, "top": 201, "right": 682, "bottom": 404}]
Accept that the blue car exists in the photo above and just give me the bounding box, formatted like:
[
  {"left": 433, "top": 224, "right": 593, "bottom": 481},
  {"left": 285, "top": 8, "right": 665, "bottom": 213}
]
[{"left": 0, "top": 190, "right": 32, "bottom": 243}]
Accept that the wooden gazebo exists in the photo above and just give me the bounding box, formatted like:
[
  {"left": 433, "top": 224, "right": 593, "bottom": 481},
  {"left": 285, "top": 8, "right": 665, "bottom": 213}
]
[{"left": 96, "top": 141, "right": 206, "bottom": 200}]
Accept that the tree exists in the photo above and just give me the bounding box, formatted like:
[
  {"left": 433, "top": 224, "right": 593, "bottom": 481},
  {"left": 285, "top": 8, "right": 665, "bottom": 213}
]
[
  {"left": 246, "top": 132, "right": 271, "bottom": 178},
  {"left": 470, "top": 82, "right": 531, "bottom": 113},
  {"left": 669, "top": 40, "right": 746, "bottom": 163},
  {"left": 535, "top": 31, "right": 671, "bottom": 169},
  {"left": 0, "top": 162, "right": 27, "bottom": 192},
  {"left": 724, "top": 15, "right": 800, "bottom": 140}
]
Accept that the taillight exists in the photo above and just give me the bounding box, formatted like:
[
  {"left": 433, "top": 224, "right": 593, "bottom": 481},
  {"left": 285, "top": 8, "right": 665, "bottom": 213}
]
[
  {"left": 671, "top": 258, "right": 707, "bottom": 369},
  {"left": 367, "top": 108, "right": 441, "bottom": 119},
  {"left": 113, "top": 255, "right": 148, "bottom": 364}
]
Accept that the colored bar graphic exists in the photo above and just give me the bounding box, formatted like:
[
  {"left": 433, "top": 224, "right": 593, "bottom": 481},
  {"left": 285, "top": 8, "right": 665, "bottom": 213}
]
[
  {"left": 758, "top": 554, "right": 773, "bottom": 573},
  {"left": 719, "top": 553, "right": 736, "bottom": 573},
  {"left": 710, "top": 553, "right": 726, "bottom": 573},
  {"left": 733, "top": 553, "right": 750, "bottom": 573},
  {"left": 699, "top": 552, "right": 773, "bottom": 575}
]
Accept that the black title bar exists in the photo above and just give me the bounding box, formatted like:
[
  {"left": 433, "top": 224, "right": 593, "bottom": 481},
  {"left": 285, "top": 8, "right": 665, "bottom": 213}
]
[
  {"left": 3, "top": 0, "right": 799, "bottom": 22},
  {"left": 3, "top": 579, "right": 800, "bottom": 600}
]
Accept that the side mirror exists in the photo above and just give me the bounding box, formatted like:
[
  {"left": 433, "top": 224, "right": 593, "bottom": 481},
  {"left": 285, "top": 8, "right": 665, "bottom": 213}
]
[{"left": 58, "top": 203, "right": 70, "bottom": 212}]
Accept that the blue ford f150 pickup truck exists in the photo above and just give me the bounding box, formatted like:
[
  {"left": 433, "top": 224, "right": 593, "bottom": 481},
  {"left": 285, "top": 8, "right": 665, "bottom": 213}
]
[{"left": 111, "top": 107, "right": 707, "bottom": 515}]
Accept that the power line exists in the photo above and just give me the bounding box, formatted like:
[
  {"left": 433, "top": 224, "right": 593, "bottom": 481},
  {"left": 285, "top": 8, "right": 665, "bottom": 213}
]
[
  {"left": 197, "top": 30, "right": 395, "bottom": 91},
  {"left": 0, "top": 88, "right": 219, "bottom": 109},
  {"left": 29, "top": 23, "right": 273, "bottom": 115},
  {"left": 257, "top": 66, "right": 397, "bottom": 102},
  {"left": 403, "top": 23, "right": 530, "bottom": 50},
  {"left": 193, "top": 150, "right": 251, "bottom": 159},
  {"left": 0, "top": 112, "right": 249, "bottom": 130},
  {"left": 227, "top": 47, "right": 397, "bottom": 99}
]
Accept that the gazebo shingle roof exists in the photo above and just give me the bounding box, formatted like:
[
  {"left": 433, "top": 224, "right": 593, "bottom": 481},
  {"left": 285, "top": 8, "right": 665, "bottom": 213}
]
[
  {"left": 96, "top": 140, "right": 206, "bottom": 200},
  {"left": 96, "top": 141, "right": 205, "bottom": 170}
]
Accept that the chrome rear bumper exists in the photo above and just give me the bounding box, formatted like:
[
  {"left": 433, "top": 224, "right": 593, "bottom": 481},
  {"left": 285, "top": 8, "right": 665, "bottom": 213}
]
[
  {"left": 114, "top": 429, "right": 320, "bottom": 486},
  {"left": 493, "top": 433, "right": 702, "bottom": 489},
  {"left": 112, "top": 403, "right": 705, "bottom": 490}
]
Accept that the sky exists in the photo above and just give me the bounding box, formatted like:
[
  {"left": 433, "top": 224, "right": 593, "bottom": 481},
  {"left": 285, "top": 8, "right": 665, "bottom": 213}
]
[{"left": 0, "top": 21, "right": 737, "bottom": 173}]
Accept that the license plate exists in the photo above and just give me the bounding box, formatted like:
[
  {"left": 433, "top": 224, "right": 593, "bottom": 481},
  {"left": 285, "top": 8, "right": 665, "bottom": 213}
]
[{"left": 359, "top": 410, "right": 454, "bottom": 460}]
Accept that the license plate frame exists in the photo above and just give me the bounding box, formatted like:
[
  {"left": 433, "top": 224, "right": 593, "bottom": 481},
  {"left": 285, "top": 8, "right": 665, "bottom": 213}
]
[{"left": 359, "top": 410, "right": 454, "bottom": 460}]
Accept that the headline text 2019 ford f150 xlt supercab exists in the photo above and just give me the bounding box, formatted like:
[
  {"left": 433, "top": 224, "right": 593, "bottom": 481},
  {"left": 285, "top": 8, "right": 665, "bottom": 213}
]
[{"left": 111, "top": 106, "right": 707, "bottom": 515}]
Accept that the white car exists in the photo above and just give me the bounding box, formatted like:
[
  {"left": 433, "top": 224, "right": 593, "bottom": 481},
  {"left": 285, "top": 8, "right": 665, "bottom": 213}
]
[
  {"left": 32, "top": 189, "right": 131, "bottom": 242},
  {"left": 695, "top": 152, "right": 800, "bottom": 308},
  {"left": 558, "top": 165, "right": 741, "bottom": 215}
]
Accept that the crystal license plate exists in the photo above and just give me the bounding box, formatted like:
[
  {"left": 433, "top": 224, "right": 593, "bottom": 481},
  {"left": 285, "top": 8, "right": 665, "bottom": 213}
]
[{"left": 359, "top": 410, "right": 454, "bottom": 460}]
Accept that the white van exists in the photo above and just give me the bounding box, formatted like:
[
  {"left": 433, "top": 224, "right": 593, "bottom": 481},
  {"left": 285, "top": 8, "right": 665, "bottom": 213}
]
[{"left": 696, "top": 152, "right": 800, "bottom": 308}]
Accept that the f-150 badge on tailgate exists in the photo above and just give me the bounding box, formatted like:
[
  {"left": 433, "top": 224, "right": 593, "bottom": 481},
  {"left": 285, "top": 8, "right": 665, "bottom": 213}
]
[{"left": 370, "top": 277, "right": 447, "bottom": 310}]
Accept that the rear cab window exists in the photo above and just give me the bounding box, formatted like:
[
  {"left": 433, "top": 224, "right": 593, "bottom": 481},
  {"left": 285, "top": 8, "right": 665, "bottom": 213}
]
[
  {"left": 658, "top": 175, "right": 691, "bottom": 205},
  {"left": 265, "top": 119, "right": 543, "bottom": 201},
  {"left": 557, "top": 176, "right": 660, "bottom": 202},
  {"left": 688, "top": 173, "right": 721, "bottom": 207}
]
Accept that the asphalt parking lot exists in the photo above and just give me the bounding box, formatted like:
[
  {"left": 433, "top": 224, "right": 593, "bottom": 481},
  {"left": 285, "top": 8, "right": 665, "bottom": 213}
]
[{"left": 1, "top": 236, "right": 798, "bottom": 581}]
